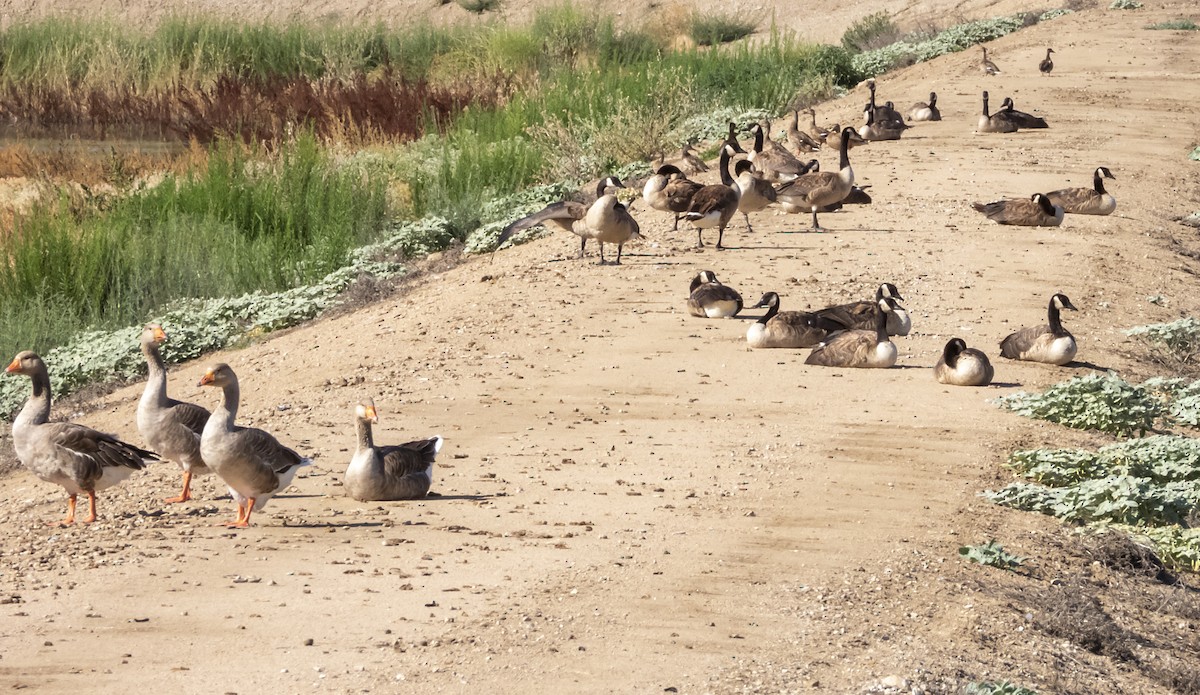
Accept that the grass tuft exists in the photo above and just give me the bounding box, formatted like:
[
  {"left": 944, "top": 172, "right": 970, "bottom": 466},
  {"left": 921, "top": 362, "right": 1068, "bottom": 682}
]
[{"left": 687, "top": 11, "right": 758, "bottom": 46}]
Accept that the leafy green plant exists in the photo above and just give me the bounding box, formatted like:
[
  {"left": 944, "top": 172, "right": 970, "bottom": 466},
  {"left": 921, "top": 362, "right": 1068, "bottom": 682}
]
[
  {"left": 1120, "top": 526, "right": 1200, "bottom": 572},
  {"left": 1110, "top": 0, "right": 1142, "bottom": 8},
  {"left": 851, "top": 14, "right": 1026, "bottom": 76},
  {"left": 959, "top": 540, "right": 1026, "bottom": 571},
  {"left": 1127, "top": 318, "right": 1200, "bottom": 364},
  {"left": 1038, "top": 9, "right": 1075, "bottom": 21},
  {"left": 688, "top": 11, "right": 758, "bottom": 46},
  {"left": 1143, "top": 377, "right": 1200, "bottom": 427},
  {"left": 966, "top": 682, "right": 1039, "bottom": 695},
  {"left": 1146, "top": 19, "right": 1200, "bottom": 30},
  {"left": 996, "top": 374, "right": 1162, "bottom": 437},
  {"left": 841, "top": 12, "right": 901, "bottom": 53},
  {"left": 456, "top": 0, "right": 500, "bottom": 13}
]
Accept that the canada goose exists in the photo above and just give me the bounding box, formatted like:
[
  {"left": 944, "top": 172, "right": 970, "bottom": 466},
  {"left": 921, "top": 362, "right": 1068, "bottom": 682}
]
[
  {"left": 999, "top": 97, "right": 1049, "bottom": 129},
  {"left": 497, "top": 176, "right": 642, "bottom": 265},
  {"left": 687, "top": 270, "right": 743, "bottom": 318},
  {"left": 908, "top": 92, "right": 941, "bottom": 122},
  {"left": 972, "top": 193, "right": 1064, "bottom": 226},
  {"left": 198, "top": 363, "right": 312, "bottom": 527},
  {"left": 347, "top": 398, "right": 441, "bottom": 502},
  {"left": 934, "top": 338, "right": 995, "bottom": 386},
  {"left": 977, "top": 91, "right": 1019, "bottom": 134},
  {"left": 804, "top": 300, "right": 897, "bottom": 369},
  {"left": 745, "top": 292, "right": 831, "bottom": 349},
  {"left": 642, "top": 164, "right": 703, "bottom": 230},
  {"left": 866, "top": 80, "right": 907, "bottom": 128},
  {"left": 748, "top": 122, "right": 808, "bottom": 181},
  {"left": 138, "top": 324, "right": 211, "bottom": 504},
  {"left": 1046, "top": 167, "right": 1116, "bottom": 215},
  {"left": 980, "top": 45, "right": 1000, "bottom": 75},
  {"left": 773, "top": 128, "right": 855, "bottom": 232},
  {"left": 859, "top": 107, "right": 904, "bottom": 141},
  {"left": 684, "top": 145, "right": 740, "bottom": 249},
  {"left": 814, "top": 283, "right": 911, "bottom": 336},
  {"left": 1039, "top": 48, "right": 1055, "bottom": 75},
  {"left": 7, "top": 351, "right": 158, "bottom": 525},
  {"left": 726, "top": 121, "right": 749, "bottom": 158},
  {"left": 1000, "top": 293, "right": 1078, "bottom": 365},
  {"left": 732, "top": 158, "right": 777, "bottom": 232},
  {"left": 785, "top": 110, "right": 822, "bottom": 153}
]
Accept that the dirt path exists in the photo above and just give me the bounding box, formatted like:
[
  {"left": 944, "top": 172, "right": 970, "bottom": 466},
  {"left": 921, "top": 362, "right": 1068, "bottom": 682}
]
[{"left": 2, "top": 3, "right": 1200, "bottom": 693}]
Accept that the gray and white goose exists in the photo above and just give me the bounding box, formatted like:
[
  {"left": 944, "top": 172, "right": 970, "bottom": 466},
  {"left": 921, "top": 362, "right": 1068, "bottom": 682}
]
[
  {"left": 908, "top": 92, "right": 941, "bottom": 122},
  {"left": 980, "top": 45, "right": 1001, "bottom": 75},
  {"left": 1000, "top": 293, "right": 1078, "bottom": 365},
  {"left": 7, "top": 351, "right": 157, "bottom": 525},
  {"left": 934, "top": 338, "right": 994, "bottom": 386},
  {"left": 1046, "top": 167, "right": 1116, "bottom": 215},
  {"left": 687, "top": 270, "right": 743, "bottom": 319},
  {"left": 804, "top": 302, "right": 897, "bottom": 369},
  {"left": 198, "top": 363, "right": 311, "bottom": 528},
  {"left": 746, "top": 292, "right": 830, "bottom": 349},
  {"left": 347, "top": 398, "right": 441, "bottom": 502},
  {"left": 732, "top": 158, "right": 779, "bottom": 232},
  {"left": 497, "top": 176, "right": 641, "bottom": 265},
  {"left": 858, "top": 107, "right": 904, "bottom": 142},
  {"left": 972, "top": 193, "right": 1064, "bottom": 226},
  {"left": 774, "top": 127, "right": 856, "bottom": 232},
  {"left": 137, "top": 323, "right": 211, "bottom": 504},
  {"left": 814, "top": 283, "right": 911, "bottom": 336}
]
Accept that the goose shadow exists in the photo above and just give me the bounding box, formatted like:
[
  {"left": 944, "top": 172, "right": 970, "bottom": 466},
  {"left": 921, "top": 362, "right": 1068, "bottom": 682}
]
[
  {"left": 988, "top": 381, "right": 1024, "bottom": 388},
  {"left": 425, "top": 493, "right": 494, "bottom": 502},
  {"left": 1068, "top": 360, "right": 1114, "bottom": 372},
  {"left": 285, "top": 521, "right": 388, "bottom": 529}
]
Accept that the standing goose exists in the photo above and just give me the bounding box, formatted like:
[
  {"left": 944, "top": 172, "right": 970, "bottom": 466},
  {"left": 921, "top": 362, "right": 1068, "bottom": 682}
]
[
  {"left": 799, "top": 107, "right": 828, "bottom": 143},
  {"left": 934, "top": 338, "right": 994, "bottom": 386},
  {"left": 972, "top": 193, "right": 1064, "bottom": 226},
  {"left": 642, "top": 165, "right": 703, "bottom": 231},
  {"left": 6, "top": 351, "right": 157, "bottom": 525},
  {"left": 980, "top": 45, "right": 1001, "bottom": 75},
  {"left": 747, "top": 122, "right": 808, "bottom": 181},
  {"left": 1000, "top": 293, "right": 1078, "bottom": 365},
  {"left": 732, "top": 158, "right": 778, "bottom": 232},
  {"left": 1046, "top": 167, "right": 1116, "bottom": 215},
  {"left": 687, "top": 270, "right": 744, "bottom": 318},
  {"left": 496, "top": 176, "right": 641, "bottom": 265},
  {"left": 814, "top": 283, "right": 911, "bottom": 336},
  {"left": 908, "top": 92, "right": 941, "bottom": 122},
  {"left": 680, "top": 143, "right": 710, "bottom": 173},
  {"left": 198, "top": 363, "right": 311, "bottom": 528},
  {"left": 785, "top": 111, "right": 822, "bottom": 153},
  {"left": 999, "top": 97, "right": 1049, "bottom": 128},
  {"left": 1039, "top": 48, "right": 1055, "bottom": 75},
  {"left": 773, "top": 127, "right": 856, "bottom": 232},
  {"left": 804, "top": 301, "right": 897, "bottom": 369},
  {"left": 977, "top": 91, "right": 1019, "bottom": 133},
  {"left": 684, "top": 145, "right": 741, "bottom": 250},
  {"left": 137, "top": 323, "right": 211, "bottom": 504},
  {"left": 347, "top": 398, "right": 441, "bottom": 501},
  {"left": 745, "top": 292, "right": 831, "bottom": 349}
]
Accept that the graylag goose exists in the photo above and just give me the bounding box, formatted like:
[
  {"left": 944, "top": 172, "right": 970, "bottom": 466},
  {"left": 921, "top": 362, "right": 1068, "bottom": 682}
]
[
  {"left": 908, "top": 92, "right": 941, "bottom": 122},
  {"left": 980, "top": 45, "right": 1000, "bottom": 75},
  {"left": 934, "top": 338, "right": 994, "bottom": 386},
  {"left": 747, "top": 122, "right": 808, "bottom": 181},
  {"left": 138, "top": 324, "right": 211, "bottom": 504},
  {"left": 1000, "top": 293, "right": 1078, "bottom": 365},
  {"left": 6, "top": 351, "right": 157, "bottom": 525},
  {"left": 804, "top": 301, "right": 897, "bottom": 369},
  {"left": 972, "top": 193, "right": 1064, "bottom": 226},
  {"left": 687, "top": 270, "right": 743, "bottom": 318},
  {"left": 773, "top": 128, "right": 856, "bottom": 232},
  {"left": 999, "top": 97, "right": 1048, "bottom": 128},
  {"left": 497, "top": 176, "right": 641, "bottom": 265},
  {"left": 977, "top": 91, "right": 1019, "bottom": 133},
  {"left": 732, "top": 158, "right": 778, "bottom": 232},
  {"left": 347, "top": 398, "right": 441, "bottom": 502},
  {"left": 684, "top": 145, "right": 740, "bottom": 249},
  {"left": 653, "top": 143, "right": 708, "bottom": 175},
  {"left": 1046, "top": 167, "right": 1116, "bottom": 215},
  {"left": 198, "top": 363, "right": 311, "bottom": 528},
  {"left": 785, "top": 111, "right": 822, "bottom": 153},
  {"left": 799, "top": 107, "right": 828, "bottom": 143},
  {"left": 1039, "top": 48, "right": 1055, "bottom": 75},
  {"left": 642, "top": 164, "right": 703, "bottom": 230},
  {"left": 745, "top": 292, "right": 831, "bottom": 349},
  {"left": 814, "top": 283, "right": 911, "bottom": 336}
]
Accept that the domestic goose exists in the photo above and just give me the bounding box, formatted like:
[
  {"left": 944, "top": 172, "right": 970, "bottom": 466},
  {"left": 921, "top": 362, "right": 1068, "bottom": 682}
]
[
  {"left": 999, "top": 97, "right": 1048, "bottom": 128},
  {"left": 745, "top": 292, "right": 830, "bottom": 349},
  {"left": 6, "top": 351, "right": 157, "bottom": 524},
  {"left": 1000, "top": 293, "right": 1078, "bottom": 365},
  {"left": 642, "top": 164, "right": 702, "bottom": 230},
  {"left": 1039, "top": 48, "right": 1055, "bottom": 75},
  {"left": 934, "top": 338, "right": 994, "bottom": 386},
  {"left": 347, "top": 398, "right": 441, "bottom": 501},
  {"left": 747, "top": 122, "right": 808, "bottom": 181},
  {"left": 804, "top": 302, "right": 897, "bottom": 369},
  {"left": 687, "top": 270, "right": 744, "bottom": 318},
  {"left": 785, "top": 111, "right": 822, "bottom": 153},
  {"left": 977, "top": 91, "right": 1019, "bottom": 133},
  {"left": 972, "top": 193, "right": 1064, "bottom": 226},
  {"left": 497, "top": 176, "right": 641, "bottom": 265},
  {"left": 137, "top": 323, "right": 211, "bottom": 503},
  {"left": 908, "top": 92, "right": 941, "bottom": 122},
  {"left": 198, "top": 363, "right": 311, "bottom": 527},
  {"left": 980, "top": 45, "right": 1001, "bottom": 75},
  {"left": 773, "top": 127, "right": 856, "bottom": 232},
  {"left": 814, "top": 283, "right": 911, "bottom": 336},
  {"left": 684, "top": 145, "right": 740, "bottom": 249},
  {"left": 1046, "top": 167, "right": 1116, "bottom": 215}
]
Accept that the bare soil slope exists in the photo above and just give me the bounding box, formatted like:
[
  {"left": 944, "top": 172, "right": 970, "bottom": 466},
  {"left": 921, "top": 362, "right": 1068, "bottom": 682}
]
[{"left": 2, "top": 2, "right": 1200, "bottom": 694}]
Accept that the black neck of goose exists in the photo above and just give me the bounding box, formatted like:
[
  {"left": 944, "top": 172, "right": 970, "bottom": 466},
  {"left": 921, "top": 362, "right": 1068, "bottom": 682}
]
[
  {"left": 930, "top": 92, "right": 937, "bottom": 106},
  {"left": 838, "top": 130, "right": 850, "bottom": 171},
  {"left": 1094, "top": 170, "right": 1107, "bottom": 194},
  {"left": 719, "top": 147, "right": 734, "bottom": 186},
  {"left": 869, "top": 83, "right": 877, "bottom": 110},
  {"left": 757, "top": 297, "right": 780, "bottom": 324},
  {"left": 874, "top": 305, "right": 889, "bottom": 341},
  {"left": 752, "top": 126, "right": 764, "bottom": 154},
  {"left": 982, "top": 93, "right": 990, "bottom": 117},
  {"left": 942, "top": 340, "right": 962, "bottom": 368},
  {"left": 356, "top": 417, "right": 375, "bottom": 451},
  {"left": 1048, "top": 298, "right": 1064, "bottom": 334},
  {"left": 594, "top": 178, "right": 609, "bottom": 199}
]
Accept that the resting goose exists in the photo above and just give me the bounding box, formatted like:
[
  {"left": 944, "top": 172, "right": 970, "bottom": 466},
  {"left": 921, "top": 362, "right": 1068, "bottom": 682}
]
[
  {"left": 799, "top": 108, "right": 828, "bottom": 143},
  {"left": 934, "top": 338, "right": 994, "bottom": 386},
  {"left": 642, "top": 164, "right": 703, "bottom": 231},
  {"left": 972, "top": 193, "right": 1064, "bottom": 226},
  {"left": 1000, "top": 293, "right": 1078, "bottom": 365},
  {"left": 138, "top": 323, "right": 211, "bottom": 504},
  {"left": 773, "top": 127, "right": 856, "bottom": 232},
  {"left": 347, "top": 398, "right": 441, "bottom": 502},
  {"left": 1046, "top": 167, "right": 1116, "bottom": 215},
  {"left": 980, "top": 45, "right": 1001, "bottom": 75},
  {"left": 866, "top": 80, "right": 907, "bottom": 129},
  {"left": 684, "top": 145, "right": 740, "bottom": 250},
  {"left": 977, "top": 91, "right": 1019, "bottom": 133},
  {"left": 804, "top": 301, "right": 897, "bottom": 369},
  {"left": 785, "top": 111, "right": 822, "bottom": 153},
  {"left": 814, "top": 283, "right": 911, "bottom": 336},
  {"left": 747, "top": 122, "right": 808, "bottom": 181},
  {"left": 999, "top": 97, "right": 1048, "bottom": 129},
  {"left": 198, "top": 363, "right": 311, "bottom": 528},
  {"left": 746, "top": 292, "right": 830, "bottom": 349},
  {"left": 1039, "top": 48, "right": 1055, "bottom": 75},
  {"left": 7, "top": 351, "right": 157, "bottom": 525},
  {"left": 497, "top": 176, "right": 641, "bottom": 265},
  {"left": 908, "top": 92, "right": 941, "bottom": 122},
  {"left": 687, "top": 270, "right": 744, "bottom": 318},
  {"left": 859, "top": 107, "right": 904, "bottom": 141},
  {"left": 732, "top": 158, "right": 778, "bottom": 232}
]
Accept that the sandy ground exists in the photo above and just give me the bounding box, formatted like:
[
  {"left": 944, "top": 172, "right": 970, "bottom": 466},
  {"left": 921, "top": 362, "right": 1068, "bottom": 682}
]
[{"left": 2, "top": 1, "right": 1200, "bottom": 693}]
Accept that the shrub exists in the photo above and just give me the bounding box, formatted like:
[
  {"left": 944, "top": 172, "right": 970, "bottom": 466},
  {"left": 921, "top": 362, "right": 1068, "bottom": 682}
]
[
  {"left": 851, "top": 14, "right": 1026, "bottom": 77},
  {"left": 959, "top": 540, "right": 1025, "bottom": 571},
  {"left": 1127, "top": 317, "right": 1200, "bottom": 364},
  {"left": 966, "top": 682, "right": 1039, "bottom": 695},
  {"left": 688, "top": 11, "right": 757, "bottom": 46},
  {"left": 1109, "top": 0, "right": 1142, "bottom": 8},
  {"left": 995, "top": 374, "right": 1162, "bottom": 437},
  {"left": 841, "top": 12, "right": 901, "bottom": 53},
  {"left": 456, "top": 0, "right": 500, "bottom": 13},
  {"left": 1039, "top": 8, "right": 1075, "bottom": 21},
  {"left": 1146, "top": 19, "right": 1200, "bottom": 30}
]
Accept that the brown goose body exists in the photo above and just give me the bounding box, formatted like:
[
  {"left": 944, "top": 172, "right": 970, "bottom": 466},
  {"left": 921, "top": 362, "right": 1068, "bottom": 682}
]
[
  {"left": 687, "top": 270, "right": 743, "bottom": 318},
  {"left": 685, "top": 146, "right": 740, "bottom": 249},
  {"left": 747, "top": 122, "right": 808, "bottom": 181},
  {"left": 804, "top": 303, "right": 897, "bottom": 369},
  {"left": 732, "top": 158, "right": 779, "bottom": 232},
  {"left": 866, "top": 80, "right": 908, "bottom": 129},
  {"left": 814, "top": 284, "right": 911, "bottom": 336},
  {"left": 999, "top": 97, "right": 1049, "bottom": 128},
  {"left": 981, "top": 45, "right": 1001, "bottom": 75},
  {"left": 642, "top": 165, "right": 703, "bottom": 230},
  {"left": 972, "top": 193, "right": 1064, "bottom": 226},
  {"left": 908, "top": 92, "right": 941, "bottom": 122},
  {"left": 774, "top": 128, "right": 856, "bottom": 231},
  {"left": 745, "top": 292, "right": 830, "bottom": 349},
  {"left": 7, "top": 351, "right": 157, "bottom": 524},
  {"left": 785, "top": 111, "right": 822, "bottom": 153},
  {"left": 1039, "top": 48, "right": 1055, "bottom": 75},
  {"left": 858, "top": 107, "right": 905, "bottom": 141},
  {"left": 1000, "top": 293, "right": 1078, "bottom": 365},
  {"left": 934, "top": 338, "right": 994, "bottom": 386},
  {"left": 1046, "top": 167, "right": 1116, "bottom": 215},
  {"left": 347, "top": 398, "right": 441, "bottom": 502},
  {"left": 977, "top": 91, "right": 1019, "bottom": 133},
  {"left": 497, "top": 176, "right": 641, "bottom": 264}
]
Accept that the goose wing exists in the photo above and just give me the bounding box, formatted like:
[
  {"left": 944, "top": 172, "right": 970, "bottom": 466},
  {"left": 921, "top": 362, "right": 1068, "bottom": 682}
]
[
  {"left": 166, "top": 399, "right": 211, "bottom": 436},
  {"left": 1044, "top": 187, "right": 1096, "bottom": 213},
  {"left": 230, "top": 425, "right": 307, "bottom": 476},
  {"left": 1000, "top": 325, "right": 1051, "bottom": 358},
  {"left": 774, "top": 171, "right": 839, "bottom": 205},
  {"left": 378, "top": 438, "right": 442, "bottom": 479},
  {"left": 804, "top": 330, "right": 876, "bottom": 366},
  {"left": 814, "top": 300, "right": 875, "bottom": 331},
  {"left": 664, "top": 178, "right": 703, "bottom": 212},
  {"left": 496, "top": 201, "right": 588, "bottom": 248},
  {"left": 44, "top": 422, "right": 156, "bottom": 483}
]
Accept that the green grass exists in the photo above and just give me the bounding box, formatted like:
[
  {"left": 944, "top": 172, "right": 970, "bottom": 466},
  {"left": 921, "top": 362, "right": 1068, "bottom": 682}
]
[
  {"left": 687, "top": 11, "right": 758, "bottom": 46},
  {"left": 841, "top": 11, "right": 901, "bottom": 53},
  {"left": 1145, "top": 19, "right": 1199, "bottom": 30}
]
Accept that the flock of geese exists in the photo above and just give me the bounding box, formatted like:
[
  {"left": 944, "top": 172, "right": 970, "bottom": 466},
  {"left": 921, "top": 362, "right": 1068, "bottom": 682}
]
[{"left": 5, "top": 44, "right": 1116, "bottom": 528}]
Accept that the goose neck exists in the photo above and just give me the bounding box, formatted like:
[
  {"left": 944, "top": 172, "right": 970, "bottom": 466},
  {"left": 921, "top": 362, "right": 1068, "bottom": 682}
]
[
  {"left": 757, "top": 298, "right": 779, "bottom": 324},
  {"left": 1048, "top": 299, "right": 1063, "bottom": 334},
  {"left": 838, "top": 130, "right": 851, "bottom": 172},
  {"left": 719, "top": 147, "right": 734, "bottom": 187},
  {"left": 1093, "top": 171, "right": 1107, "bottom": 194},
  {"left": 141, "top": 342, "right": 169, "bottom": 407},
  {"left": 16, "top": 367, "right": 51, "bottom": 428},
  {"left": 356, "top": 417, "right": 375, "bottom": 452}
]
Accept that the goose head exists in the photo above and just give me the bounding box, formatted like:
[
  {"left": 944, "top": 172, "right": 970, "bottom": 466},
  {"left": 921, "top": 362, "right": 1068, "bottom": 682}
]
[
  {"left": 595, "top": 176, "right": 626, "bottom": 198},
  {"left": 654, "top": 164, "right": 684, "bottom": 178},
  {"left": 690, "top": 270, "right": 719, "bottom": 293},
  {"left": 356, "top": 397, "right": 380, "bottom": 424},
  {"left": 733, "top": 159, "right": 755, "bottom": 177},
  {"left": 141, "top": 323, "right": 168, "bottom": 349},
  {"left": 877, "top": 283, "right": 904, "bottom": 301},
  {"left": 981, "top": 91, "right": 991, "bottom": 112},
  {"left": 942, "top": 338, "right": 968, "bottom": 367},
  {"left": 1032, "top": 193, "right": 1058, "bottom": 216},
  {"left": 749, "top": 292, "right": 781, "bottom": 310},
  {"left": 1051, "top": 293, "right": 1078, "bottom": 312},
  {"left": 197, "top": 363, "right": 236, "bottom": 388},
  {"left": 929, "top": 92, "right": 938, "bottom": 106},
  {"left": 1096, "top": 166, "right": 1115, "bottom": 180},
  {"left": 1046, "top": 47, "right": 1055, "bottom": 55},
  {"left": 1000, "top": 97, "right": 1015, "bottom": 111},
  {"left": 5, "top": 350, "right": 43, "bottom": 376}
]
